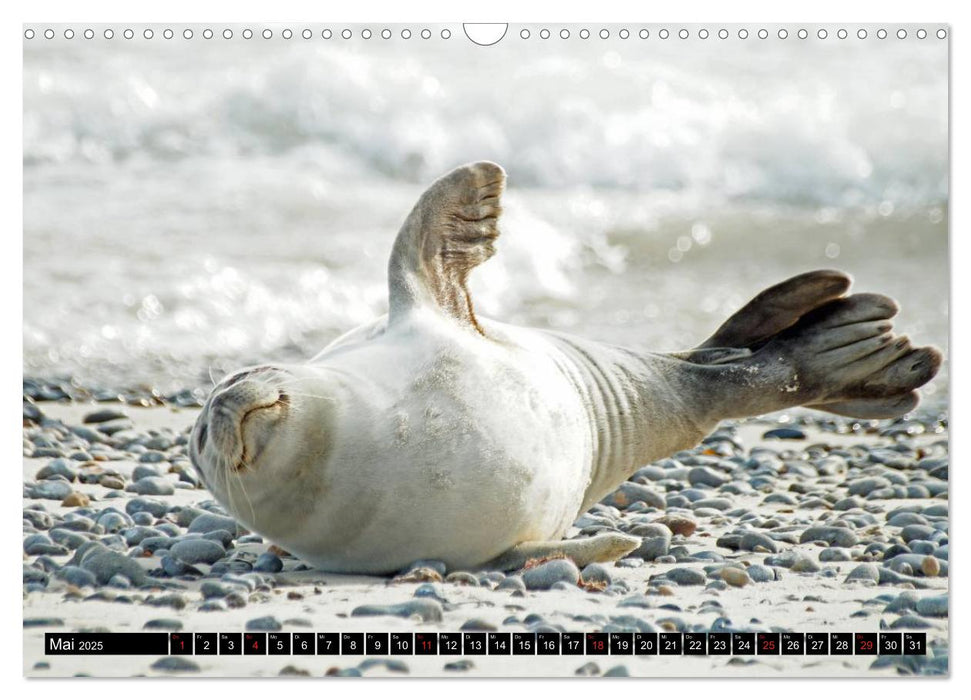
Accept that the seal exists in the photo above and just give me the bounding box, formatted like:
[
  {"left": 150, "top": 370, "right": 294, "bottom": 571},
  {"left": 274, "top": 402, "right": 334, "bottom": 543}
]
[{"left": 189, "top": 161, "right": 942, "bottom": 574}]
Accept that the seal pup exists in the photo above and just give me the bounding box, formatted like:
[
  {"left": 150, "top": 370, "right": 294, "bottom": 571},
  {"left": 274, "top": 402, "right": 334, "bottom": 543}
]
[{"left": 190, "top": 161, "right": 941, "bottom": 574}]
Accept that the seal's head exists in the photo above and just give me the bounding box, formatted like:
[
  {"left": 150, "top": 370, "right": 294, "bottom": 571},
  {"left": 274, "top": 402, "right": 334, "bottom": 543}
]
[{"left": 189, "top": 366, "right": 308, "bottom": 529}]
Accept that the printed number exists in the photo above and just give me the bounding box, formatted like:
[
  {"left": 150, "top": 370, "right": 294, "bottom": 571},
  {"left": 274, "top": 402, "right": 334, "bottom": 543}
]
[
  {"left": 568, "top": 640, "right": 579, "bottom": 650},
  {"left": 811, "top": 640, "right": 822, "bottom": 650},
  {"left": 300, "top": 640, "right": 308, "bottom": 651},
  {"left": 737, "top": 640, "right": 751, "bottom": 650},
  {"left": 470, "top": 640, "right": 482, "bottom": 650},
  {"left": 786, "top": 640, "right": 798, "bottom": 651},
  {"left": 324, "top": 639, "right": 332, "bottom": 650},
  {"left": 762, "top": 640, "right": 775, "bottom": 651},
  {"left": 203, "top": 640, "right": 209, "bottom": 650},
  {"left": 884, "top": 639, "right": 897, "bottom": 650},
  {"left": 348, "top": 640, "right": 356, "bottom": 650},
  {"left": 445, "top": 640, "right": 458, "bottom": 651},
  {"left": 227, "top": 640, "right": 235, "bottom": 650},
  {"left": 713, "top": 640, "right": 726, "bottom": 651},
  {"left": 616, "top": 639, "right": 629, "bottom": 650},
  {"left": 859, "top": 640, "right": 873, "bottom": 651},
  {"left": 907, "top": 640, "right": 919, "bottom": 650},
  {"left": 689, "top": 640, "right": 701, "bottom": 650},
  {"left": 836, "top": 640, "right": 848, "bottom": 650},
  {"left": 664, "top": 639, "right": 676, "bottom": 650}
]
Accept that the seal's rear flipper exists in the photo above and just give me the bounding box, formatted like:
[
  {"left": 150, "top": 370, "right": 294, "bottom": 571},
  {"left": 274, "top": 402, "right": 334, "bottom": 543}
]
[
  {"left": 698, "top": 269, "right": 851, "bottom": 350},
  {"left": 687, "top": 274, "right": 942, "bottom": 421}
]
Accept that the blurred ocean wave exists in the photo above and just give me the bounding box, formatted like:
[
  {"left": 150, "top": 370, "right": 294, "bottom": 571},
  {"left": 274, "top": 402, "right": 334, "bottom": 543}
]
[{"left": 23, "top": 30, "right": 949, "bottom": 400}]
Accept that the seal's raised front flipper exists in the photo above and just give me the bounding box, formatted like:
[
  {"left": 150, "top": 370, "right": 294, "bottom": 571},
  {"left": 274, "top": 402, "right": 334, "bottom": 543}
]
[
  {"left": 387, "top": 161, "right": 505, "bottom": 335},
  {"left": 685, "top": 271, "right": 942, "bottom": 420}
]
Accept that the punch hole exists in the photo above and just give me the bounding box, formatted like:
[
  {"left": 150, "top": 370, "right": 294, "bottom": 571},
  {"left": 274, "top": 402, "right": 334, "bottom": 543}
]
[
  {"left": 738, "top": 29, "right": 748, "bottom": 39},
  {"left": 699, "top": 29, "right": 709, "bottom": 39},
  {"left": 282, "top": 29, "right": 293, "bottom": 39},
  {"left": 757, "top": 29, "right": 768, "bottom": 39},
  {"left": 817, "top": 29, "right": 827, "bottom": 39},
  {"left": 323, "top": 29, "right": 333, "bottom": 39},
  {"left": 619, "top": 29, "right": 630, "bottom": 39},
  {"left": 241, "top": 29, "right": 253, "bottom": 39},
  {"left": 718, "top": 29, "right": 728, "bottom": 39},
  {"left": 303, "top": 29, "right": 313, "bottom": 39},
  {"left": 798, "top": 28, "right": 808, "bottom": 39},
  {"left": 223, "top": 29, "right": 233, "bottom": 40},
  {"left": 64, "top": 29, "right": 74, "bottom": 39},
  {"left": 264, "top": 29, "right": 274, "bottom": 39},
  {"left": 341, "top": 29, "right": 351, "bottom": 39},
  {"left": 917, "top": 29, "right": 927, "bottom": 39},
  {"left": 678, "top": 29, "right": 688, "bottom": 39},
  {"left": 897, "top": 29, "right": 907, "bottom": 39},
  {"left": 401, "top": 29, "right": 411, "bottom": 39},
  {"left": 659, "top": 29, "right": 669, "bottom": 39},
  {"left": 361, "top": 29, "right": 372, "bottom": 39},
  {"left": 936, "top": 29, "right": 946, "bottom": 39},
  {"left": 24, "top": 28, "right": 35, "bottom": 39},
  {"left": 837, "top": 29, "right": 847, "bottom": 39},
  {"left": 599, "top": 29, "right": 609, "bottom": 39},
  {"left": 463, "top": 24, "right": 508, "bottom": 46},
  {"left": 421, "top": 29, "right": 431, "bottom": 39},
  {"left": 877, "top": 29, "right": 887, "bottom": 39},
  {"left": 44, "top": 28, "right": 54, "bottom": 39},
  {"left": 182, "top": 29, "right": 192, "bottom": 40},
  {"left": 163, "top": 29, "right": 173, "bottom": 39},
  {"left": 778, "top": 29, "right": 788, "bottom": 39},
  {"left": 639, "top": 29, "right": 649, "bottom": 39},
  {"left": 858, "top": 29, "right": 867, "bottom": 39},
  {"left": 84, "top": 29, "right": 94, "bottom": 39},
  {"left": 143, "top": 29, "right": 153, "bottom": 39},
  {"left": 123, "top": 29, "right": 133, "bottom": 39},
  {"left": 540, "top": 29, "right": 550, "bottom": 39},
  {"left": 579, "top": 29, "right": 589, "bottom": 39},
  {"left": 203, "top": 29, "right": 213, "bottom": 39},
  {"left": 381, "top": 29, "right": 391, "bottom": 39},
  {"left": 560, "top": 29, "right": 570, "bottom": 39},
  {"left": 441, "top": 29, "right": 451, "bottom": 39}
]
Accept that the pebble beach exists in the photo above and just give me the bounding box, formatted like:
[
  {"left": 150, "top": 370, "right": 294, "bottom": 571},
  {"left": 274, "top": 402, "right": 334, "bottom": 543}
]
[{"left": 22, "top": 395, "right": 949, "bottom": 678}]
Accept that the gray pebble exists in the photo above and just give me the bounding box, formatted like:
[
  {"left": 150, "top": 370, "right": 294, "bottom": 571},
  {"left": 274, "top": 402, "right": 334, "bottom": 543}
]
[
  {"left": 663, "top": 567, "right": 706, "bottom": 586},
  {"left": 522, "top": 559, "right": 580, "bottom": 590},
  {"left": 847, "top": 477, "right": 891, "bottom": 497},
  {"left": 762, "top": 428, "right": 806, "bottom": 440},
  {"left": 819, "top": 547, "right": 851, "bottom": 562},
  {"left": 688, "top": 467, "right": 729, "bottom": 488},
  {"left": 131, "top": 477, "right": 175, "bottom": 496},
  {"left": 799, "top": 526, "right": 859, "bottom": 548},
  {"left": 915, "top": 595, "right": 948, "bottom": 618},
  {"left": 83, "top": 408, "right": 128, "bottom": 424},
  {"left": 170, "top": 539, "right": 225, "bottom": 565},
  {"left": 150, "top": 656, "right": 200, "bottom": 673},
  {"left": 496, "top": 575, "right": 526, "bottom": 593},
  {"left": 351, "top": 599, "right": 444, "bottom": 623},
  {"left": 187, "top": 513, "right": 239, "bottom": 535},
  {"left": 56, "top": 566, "right": 97, "bottom": 588},
  {"left": 246, "top": 615, "right": 283, "bottom": 631},
  {"left": 746, "top": 565, "right": 776, "bottom": 583},
  {"left": 844, "top": 563, "right": 880, "bottom": 584},
  {"left": 581, "top": 563, "right": 612, "bottom": 586},
  {"left": 144, "top": 619, "right": 183, "bottom": 630},
  {"left": 738, "top": 532, "right": 780, "bottom": 553},
  {"left": 254, "top": 553, "right": 283, "bottom": 573},
  {"left": 602, "top": 482, "right": 665, "bottom": 510},
  {"left": 633, "top": 535, "right": 671, "bottom": 561},
  {"left": 29, "top": 481, "right": 73, "bottom": 501},
  {"left": 459, "top": 618, "right": 497, "bottom": 631}
]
